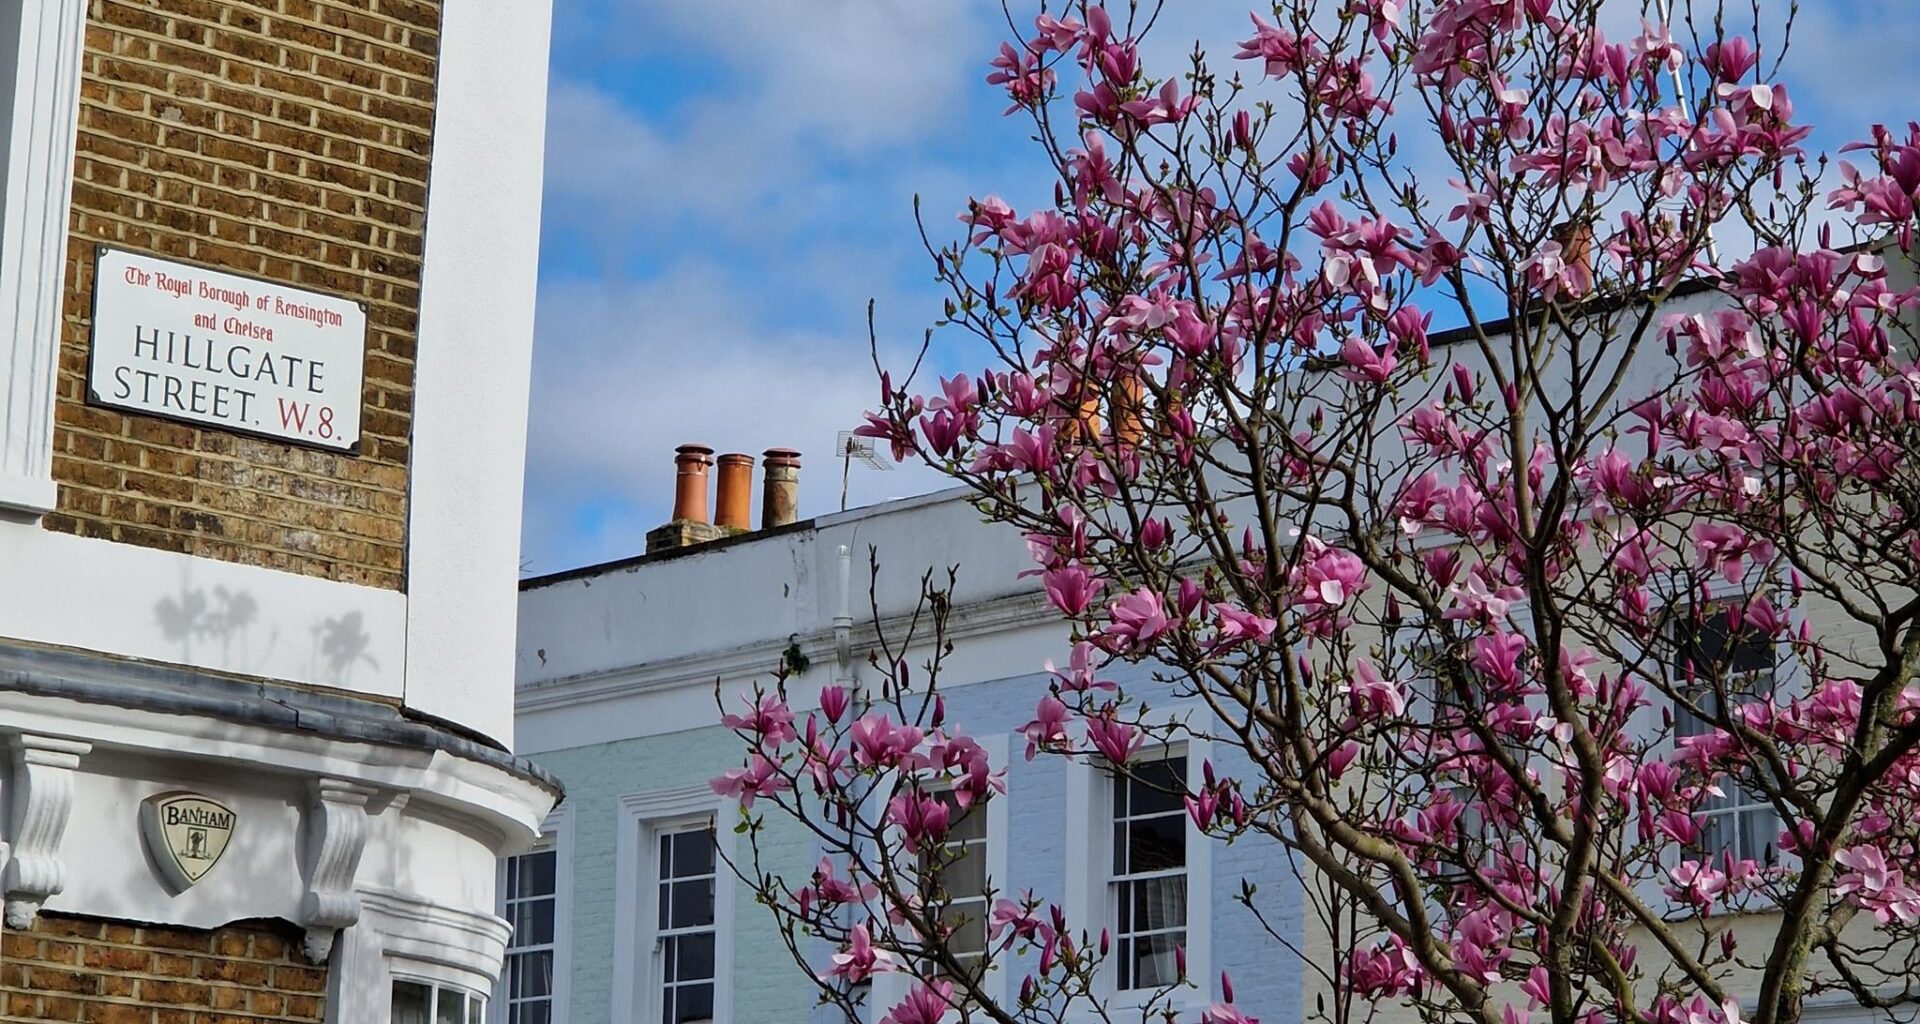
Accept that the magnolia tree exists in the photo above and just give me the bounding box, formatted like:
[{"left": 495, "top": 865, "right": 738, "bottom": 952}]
[{"left": 713, "top": 3, "right": 1920, "bottom": 1024}]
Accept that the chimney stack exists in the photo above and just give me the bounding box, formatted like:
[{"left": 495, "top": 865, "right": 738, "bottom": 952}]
[
  {"left": 647, "top": 443, "right": 727, "bottom": 553},
  {"left": 762, "top": 448, "right": 801, "bottom": 528},
  {"left": 714, "top": 453, "right": 755, "bottom": 531}
]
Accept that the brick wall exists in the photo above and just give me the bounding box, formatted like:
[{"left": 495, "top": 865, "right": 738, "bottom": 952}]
[
  {"left": 46, "top": 0, "right": 444, "bottom": 591},
  {"left": 0, "top": 913, "right": 326, "bottom": 1022}
]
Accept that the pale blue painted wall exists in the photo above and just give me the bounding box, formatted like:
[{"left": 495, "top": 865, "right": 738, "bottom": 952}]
[{"left": 527, "top": 667, "right": 1302, "bottom": 1024}]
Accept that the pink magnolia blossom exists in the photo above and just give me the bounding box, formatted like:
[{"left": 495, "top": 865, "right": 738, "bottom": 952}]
[
  {"left": 721, "top": 693, "right": 797, "bottom": 748},
  {"left": 1046, "top": 640, "right": 1115, "bottom": 692},
  {"left": 881, "top": 981, "right": 954, "bottom": 1024},
  {"left": 824, "top": 924, "right": 899, "bottom": 984},
  {"left": 1043, "top": 564, "right": 1104, "bottom": 617},
  {"left": 1020, "top": 696, "right": 1071, "bottom": 760},
  {"left": 1348, "top": 659, "right": 1407, "bottom": 720},
  {"left": 886, "top": 791, "right": 952, "bottom": 854},
  {"left": 1664, "top": 860, "right": 1729, "bottom": 912},
  {"left": 1213, "top": 603, "right": 1277, "bottom": 647},
  {"left": 710, "top": 754, "right": 791, "bottom": 809},
  {"left": 1105, "top": 588, "right": 1173, "bottom": 649},
  {"left": 1086, "top": 714, "right": 1144, "bottom": 765},
  {"left": 1835, "top": 846, "right": 1920, "bottom": 924},
  {"left": 850, "top": 714, "right": 924, "bottom": 769}
]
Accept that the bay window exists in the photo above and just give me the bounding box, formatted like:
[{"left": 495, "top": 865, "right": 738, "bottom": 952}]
[{"left": 393, "top": 978, "right": 486, "bottom": 1024}]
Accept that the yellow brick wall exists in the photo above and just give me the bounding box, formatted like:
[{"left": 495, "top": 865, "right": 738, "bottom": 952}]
[
  {"left": 46, "top": 0, "right": 443, "bottom": 591},
  {"left": 0, "top": 914, "right": 326, "bottom": 1022}
]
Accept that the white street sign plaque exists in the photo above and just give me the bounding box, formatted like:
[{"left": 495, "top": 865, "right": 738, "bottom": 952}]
[{"left": 88, "top": 247, "right": 366, "bottom": 452}]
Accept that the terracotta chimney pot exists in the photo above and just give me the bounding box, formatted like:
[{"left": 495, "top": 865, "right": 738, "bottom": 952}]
[
  {"left": 671, "top": 444, "right": 714, "bottom": 524},
  {"left": 1112, "top": 376, "right": 1145, "bottom": 447},
  {"left": 714, "top": 453, "right": 755, "bottom": 530},
  {"left": 762, "top": 448, "right": 801, "bottom": 528},
  {"left": 1554, "top": 220, "right": 1594, "bottom": 282}
]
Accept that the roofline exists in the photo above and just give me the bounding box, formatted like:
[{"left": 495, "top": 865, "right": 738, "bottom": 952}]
[
  {"left": 1423, "top": 276, "right": 1719, "bottom": 350},
  {"left": 519, "top": 483, "right": 984, "bottom": 591}
]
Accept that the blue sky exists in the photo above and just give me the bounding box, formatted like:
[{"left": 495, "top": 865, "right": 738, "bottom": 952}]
[{"left": 519, "top": 0, "right": 1920, "bottom": 576}]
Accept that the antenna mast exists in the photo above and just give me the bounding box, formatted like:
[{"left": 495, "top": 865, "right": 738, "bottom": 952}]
[{"left": 836, "top": 431, "right": 892, "bottom": 512}]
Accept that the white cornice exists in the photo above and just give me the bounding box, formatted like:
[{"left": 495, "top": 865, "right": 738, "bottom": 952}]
[
  {"left": 516, "top": 586, "right": 1056, "bottom": 714},
  {"left": 0, "top": 690, "right": 554, "bottom": 844}
]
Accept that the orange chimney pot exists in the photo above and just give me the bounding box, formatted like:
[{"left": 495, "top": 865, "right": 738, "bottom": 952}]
[
  {"left": 714, "top": 453, "right": 755, "bottom": 530},
  {"left": 671, "top": 444, "right": 714, "bottom": 524}
]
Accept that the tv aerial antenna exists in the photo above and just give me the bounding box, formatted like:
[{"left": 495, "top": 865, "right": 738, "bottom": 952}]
[{"left": 836, "top": 430, "right": 893, "bottom": 511}]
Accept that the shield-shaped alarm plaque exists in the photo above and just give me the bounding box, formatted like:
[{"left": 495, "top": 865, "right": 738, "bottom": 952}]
[{"left": 140, "top": 792, "right": 237, "bottom": 892}]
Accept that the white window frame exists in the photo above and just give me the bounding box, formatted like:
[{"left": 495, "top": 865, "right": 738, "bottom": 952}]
[
  {"left": 1664, "top": 594, "right": 1784, "bottom": 867},
  {"left": 493, "top": 806, "right": 572, "bottom": 1024},
  {"left": 868, "top": 734, "right": 1011, "bottom": 1017},
  {"left": 612, "top": 786, "right": 735, "bottom": 1024},
  {"left": 0, "top": 0, "right": 90, "bottom": 515},
  {"left": 1392, "top": 625, "right": 1529, "bottom": 872},
  {"left": 390, "top": 969, "right": 490, "bottom": 1023},
  {"left": 1622, "top": 571, "right": 1806, "bottom": 912},
  {"left": 1063, "top": 722, "right": 1212, "bottom": 1013}
]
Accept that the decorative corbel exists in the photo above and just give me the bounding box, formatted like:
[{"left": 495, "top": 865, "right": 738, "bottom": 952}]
[
  {"left": 299, "top": 778, "right": 375, "bottom": 962},
  {"left": 4, "top": 735, "right": 91, "bottom": 928}
]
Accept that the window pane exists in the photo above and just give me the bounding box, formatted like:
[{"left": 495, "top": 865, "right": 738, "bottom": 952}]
[
  {"left": 1124, "top": 816, "right": 1186, "bottom": 873},
  {"left": 509, "top": 950, "right": 552, "bottom": 999},
  {"left": 436, "top": 990, "right": 465, "bottom": 1024},
  {"left": 512, "top": 1006, "right": 552, "bottom": 1024},
  {"left": 674, "top": 982, "right": 714, "bottom": 1024},
  {"left": 468, "top": 994, "right": 486, "bottom": 1024},
  {"left": 947, "top": 802, "right": 987, "bottom": 841},
  {"left": 392, "top": 981, "right": 432, "bottom": 1024},
  {"left": 1738, "top": 808, "right": 1776, "bottom": 863},
  {"left": 941, "top": 843, "right": 986, "bottom": 897},
  {"left": 669, "top": 879, "right": 714, "bottom": 929},
  {"left": 667, "top": 932, "right": 716, "bottom": 984},
  {"left": 513, "top": 901, "right": 556, "bottom": 946},
  {"left": 1125, "top": 931, "right": 1184, "bottom": 989},
  {"left": 670, "top": 830, "right": 715, "bottom": 878},
  {"left": 1128, "top": 876, "right": 1187, "bottom": 933},
  {"left": 518, "top": 851, "right": 556, "bottom": 898},
  {"left": 1126, "top": 759, "right": 1186, "bottom": 815},
  {"left": 940, "top": 903, "right": 987, "bottom": 957}
]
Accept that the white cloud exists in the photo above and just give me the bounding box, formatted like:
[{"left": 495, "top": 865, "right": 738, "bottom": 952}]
[{"left": 521, "top": 263, "right": 953, "bottom": 573}]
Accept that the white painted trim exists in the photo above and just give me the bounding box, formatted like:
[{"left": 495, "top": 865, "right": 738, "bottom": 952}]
[
  {"left": 401, "top": 0, "right": 555, "bottom": 747},
  {"left": 980, "top": 733, "right": 1011, "bottom": 1007},
  {"left": 612, "top": 786, "right": 735, "bottom": 1024},
  {"left": 518, "top": 589, "right": 1051, "bottom": 714},
  {"left": 364, "top": 887, "right": 514, "bottom": 990},
  {"left": 0, "top": 525, "right": 407, "bottom": 697},
  {"left": 0, "top": 688, "right": 552, "bottom": 843},
  {"left": 0, "top": 0, "right": 88, "bottom": 515}
]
